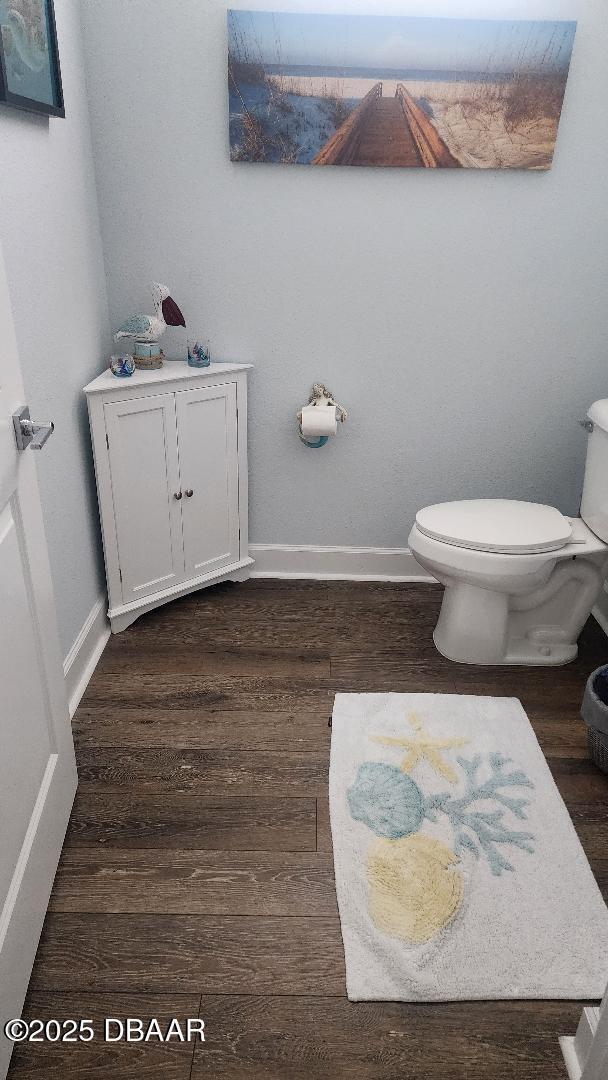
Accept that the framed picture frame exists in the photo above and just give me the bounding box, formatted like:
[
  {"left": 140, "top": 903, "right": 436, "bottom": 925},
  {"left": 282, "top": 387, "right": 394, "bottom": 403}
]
[
  {"left": 0, "top": 0, "right": 64, "bottom": 117},
  {"left": 228, "top": 10, "right": 576, "bottom": 171}
]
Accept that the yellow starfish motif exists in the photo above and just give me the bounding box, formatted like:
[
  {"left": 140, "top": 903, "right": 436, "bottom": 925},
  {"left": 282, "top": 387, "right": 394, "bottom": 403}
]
[{"left": 372, "top": 712, "right": 468, "bottom": 784}]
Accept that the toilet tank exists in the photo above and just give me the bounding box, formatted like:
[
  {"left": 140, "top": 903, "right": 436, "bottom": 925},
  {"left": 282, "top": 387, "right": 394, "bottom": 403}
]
[{"left": 581, "top": 399, "right": 608, "bottom": 542}]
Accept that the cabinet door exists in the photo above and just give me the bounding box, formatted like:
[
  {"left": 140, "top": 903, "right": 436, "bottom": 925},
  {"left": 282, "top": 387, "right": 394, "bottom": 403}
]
[
  {"left": 104, "top": 393, "right": 185, "bottom": 601},
  {"left": 176, "top": 382, "right": 240, "bottom": 579}
]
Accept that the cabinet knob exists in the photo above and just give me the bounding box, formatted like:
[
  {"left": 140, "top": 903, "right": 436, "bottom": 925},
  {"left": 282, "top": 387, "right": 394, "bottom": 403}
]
[
  {"left": 174, "top": 491, "right": 182, "bottom": 500},
  {"left": 185, "top": 489, "right": 194, "bottom": 498}
]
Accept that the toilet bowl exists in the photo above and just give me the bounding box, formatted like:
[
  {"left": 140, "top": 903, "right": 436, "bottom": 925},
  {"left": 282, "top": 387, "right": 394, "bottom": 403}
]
[{"left": 408, "top": 400, "right": 608, "bottom": 666}]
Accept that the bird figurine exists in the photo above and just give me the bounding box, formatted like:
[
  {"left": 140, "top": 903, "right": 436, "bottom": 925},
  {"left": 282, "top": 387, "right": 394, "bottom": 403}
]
[{"left": 114, "top": 283, "right": 186, "bottom": 346}]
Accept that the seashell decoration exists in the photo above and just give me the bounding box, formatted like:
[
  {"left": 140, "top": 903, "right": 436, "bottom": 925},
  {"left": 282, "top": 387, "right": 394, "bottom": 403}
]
[{"left": 367, "top": 833, "right": 464, "bottom": 944}]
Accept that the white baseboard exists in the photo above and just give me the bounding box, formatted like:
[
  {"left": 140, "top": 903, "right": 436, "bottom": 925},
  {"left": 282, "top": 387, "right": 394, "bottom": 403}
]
[
  {"left": 249, "top": 544, "right": 436, "bottom": 582},
  {"left": 63, "top": 595, "right": 110, "bottom": 717}
]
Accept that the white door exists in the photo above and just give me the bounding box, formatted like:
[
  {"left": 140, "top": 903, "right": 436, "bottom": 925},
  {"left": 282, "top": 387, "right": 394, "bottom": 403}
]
[
  {"left": 104, "top": 393, "right": 185, "bottom": 601},
  {"left": 0, "top": 243, "right": 77, "bottom": 1076},
  {"left": 561, "top": 987, "right": 608, "bottom": 1080},
  {"left": 176, "top": 383, "right": 240, "bottom": 579}
]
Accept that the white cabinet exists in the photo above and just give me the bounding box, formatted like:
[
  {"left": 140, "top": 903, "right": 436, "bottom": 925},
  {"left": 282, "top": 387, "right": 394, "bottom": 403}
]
[{"left": 84, "top": 363, "right": 253, "bottom": 633}]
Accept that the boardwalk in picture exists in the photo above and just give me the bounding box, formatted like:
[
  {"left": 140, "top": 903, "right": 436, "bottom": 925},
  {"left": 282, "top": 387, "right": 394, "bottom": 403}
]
[
  {"left": 314, "top": 83, "right": 461, "bottom": 168},
  {"left": 348, "top": 95, "right": 421, "bottom": 167}
]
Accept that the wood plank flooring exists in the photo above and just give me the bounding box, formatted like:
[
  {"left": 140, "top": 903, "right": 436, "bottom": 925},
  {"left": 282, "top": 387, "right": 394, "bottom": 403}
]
[{"left": 9, "top": 580, "right": 608, "bottom": 1078}]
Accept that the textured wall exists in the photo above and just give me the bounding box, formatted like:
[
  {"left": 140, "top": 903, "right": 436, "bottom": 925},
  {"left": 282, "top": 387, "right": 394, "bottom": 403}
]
[
  {"left": 0, "top": 0, "right": 110, "bottom": 657},
  {"left": 81, "top": 0, "right": 607, "bottom": 550}
]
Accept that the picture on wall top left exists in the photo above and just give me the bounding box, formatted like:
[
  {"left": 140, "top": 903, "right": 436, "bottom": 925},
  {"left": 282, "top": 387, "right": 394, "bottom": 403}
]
[{"left": 0, "top": 0, "right": 64, "bottom": 117}]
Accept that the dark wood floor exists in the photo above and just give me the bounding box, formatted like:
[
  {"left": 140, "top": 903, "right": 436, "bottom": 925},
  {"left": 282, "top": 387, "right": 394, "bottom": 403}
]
[{"left": 9, "top": 581, "right": 608, "bottom": 1078}]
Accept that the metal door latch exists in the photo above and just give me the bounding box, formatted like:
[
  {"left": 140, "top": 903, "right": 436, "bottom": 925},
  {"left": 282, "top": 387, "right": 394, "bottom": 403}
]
[{"left": 13, "top": 405, "right": 54, "bottom": 451}]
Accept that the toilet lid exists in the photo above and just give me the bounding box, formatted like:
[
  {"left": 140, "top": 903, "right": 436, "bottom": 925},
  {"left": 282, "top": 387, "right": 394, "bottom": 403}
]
[{"left": 415, "top": 500, "right": 572, "bottom": 554}]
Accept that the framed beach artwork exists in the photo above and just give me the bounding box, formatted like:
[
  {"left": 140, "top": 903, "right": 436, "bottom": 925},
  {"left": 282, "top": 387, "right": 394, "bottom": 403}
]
[
  {"left": 228, "top": 11, "right": 576, "bottom": 170},
  {"left": 0, "top": 0, "right": 64, "bottom": 117}
]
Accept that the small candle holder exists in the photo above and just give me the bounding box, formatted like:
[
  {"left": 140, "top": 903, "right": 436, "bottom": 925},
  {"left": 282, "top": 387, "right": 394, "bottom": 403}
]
[
  {"left": 109, "top": 354, "right": 135, "bottom": 378},
  {"left": 187, "top": 340, "right": 211, "bottom": 368}
]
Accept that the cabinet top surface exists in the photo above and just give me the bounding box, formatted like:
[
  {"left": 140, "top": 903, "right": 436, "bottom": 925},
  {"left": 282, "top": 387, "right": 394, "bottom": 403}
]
[{"left": 84, "top": 361, "right": 253, "bottom": 396}]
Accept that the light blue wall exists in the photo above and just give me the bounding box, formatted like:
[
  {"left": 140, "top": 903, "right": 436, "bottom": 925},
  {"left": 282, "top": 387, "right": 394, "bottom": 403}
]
[
  {"left": 81, "top": 0, "right": 608, "bottom": 549},
  {"left": 0, "top": 0, "right": 110, "bottom": 657}
]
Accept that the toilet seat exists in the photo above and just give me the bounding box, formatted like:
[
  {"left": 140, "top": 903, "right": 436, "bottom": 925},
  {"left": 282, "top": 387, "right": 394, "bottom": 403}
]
[{"left": 415, "top": 499, "right": 572, "bottom": 555}]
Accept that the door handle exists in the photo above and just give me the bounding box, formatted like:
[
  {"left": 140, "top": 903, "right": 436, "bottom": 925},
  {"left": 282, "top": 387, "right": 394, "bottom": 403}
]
[
  {"left": 174, "top": 490, "right": 183, "bottom": 500},
  {"left": 13, "top": 406, "right": 55, "bottom": 451},
  {"left": 185, "top": 489, "right": 194, "bottom": 498}
]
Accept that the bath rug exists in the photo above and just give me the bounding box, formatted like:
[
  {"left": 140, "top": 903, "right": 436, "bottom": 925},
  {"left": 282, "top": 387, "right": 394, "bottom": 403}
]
[{"left": 329, "top": 693, "right": 608, "bottom": 1001}]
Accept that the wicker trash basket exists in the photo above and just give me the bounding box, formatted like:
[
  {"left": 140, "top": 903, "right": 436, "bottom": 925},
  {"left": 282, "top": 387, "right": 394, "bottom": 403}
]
[{"left": 581, "top": 665, "right": 608, "bottom": 775}]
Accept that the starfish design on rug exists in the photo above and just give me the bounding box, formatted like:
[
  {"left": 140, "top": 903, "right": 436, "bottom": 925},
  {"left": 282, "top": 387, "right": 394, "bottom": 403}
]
[{"left": 371, "top": 712, "right": 469, "bottom": 784}]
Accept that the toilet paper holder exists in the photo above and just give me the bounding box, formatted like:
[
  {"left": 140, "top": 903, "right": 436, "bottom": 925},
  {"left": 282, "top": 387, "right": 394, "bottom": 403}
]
[{"left": 297, "top": 383, "right": 348, "bottom": 448}]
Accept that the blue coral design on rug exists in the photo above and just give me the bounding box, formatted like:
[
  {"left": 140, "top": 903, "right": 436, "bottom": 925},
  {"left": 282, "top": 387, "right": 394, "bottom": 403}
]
[{"left": 347, "top": 712, "right": 535, "bottom": 944}]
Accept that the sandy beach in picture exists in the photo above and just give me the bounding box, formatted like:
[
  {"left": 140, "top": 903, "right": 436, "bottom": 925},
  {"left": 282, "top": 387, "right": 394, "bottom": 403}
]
[{"left": 228, "top": 12, "right": 576, "bottom": 170}]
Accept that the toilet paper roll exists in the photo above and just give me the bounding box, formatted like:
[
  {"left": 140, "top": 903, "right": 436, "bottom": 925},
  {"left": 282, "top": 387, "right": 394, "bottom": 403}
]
[{"left": 300, "top": 404, "right": 337, "bottom": 439}]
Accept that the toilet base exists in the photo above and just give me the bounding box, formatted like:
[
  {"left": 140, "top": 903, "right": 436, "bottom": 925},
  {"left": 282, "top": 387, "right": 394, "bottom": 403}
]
[
  {"left": 433, "top": 627, "right": 577, "bottom": 667},
  {"left": 432, "top": 579, "right": 583, "bottom": 667}
]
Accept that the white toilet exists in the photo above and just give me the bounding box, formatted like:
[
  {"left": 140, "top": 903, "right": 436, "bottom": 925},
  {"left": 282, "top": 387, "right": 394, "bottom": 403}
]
[{"left": 409, "top": 400, "right": 608, "bottom": 666}]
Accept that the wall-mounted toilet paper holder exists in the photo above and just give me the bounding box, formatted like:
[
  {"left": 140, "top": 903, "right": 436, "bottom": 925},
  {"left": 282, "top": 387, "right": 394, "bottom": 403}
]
[{"left": 297, "top": 383, "right": 347, "bottom": 448}]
